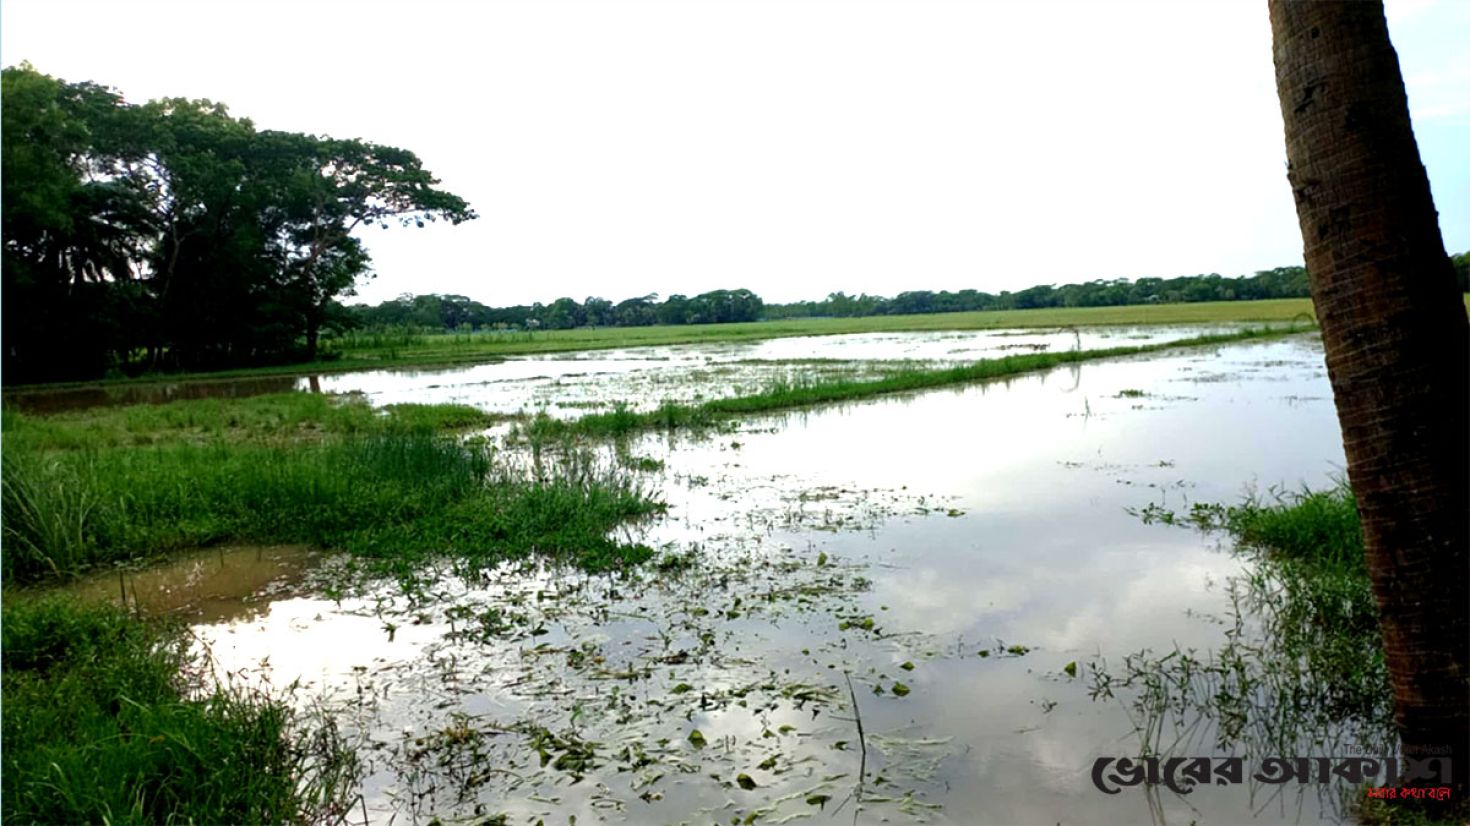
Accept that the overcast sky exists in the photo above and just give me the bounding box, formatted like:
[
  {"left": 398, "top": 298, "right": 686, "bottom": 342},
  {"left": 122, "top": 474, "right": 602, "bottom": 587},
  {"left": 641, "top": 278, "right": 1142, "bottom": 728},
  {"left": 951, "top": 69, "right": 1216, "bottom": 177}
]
[{"left": 4, "top": 0, "right": 1467, "bottom": 307}]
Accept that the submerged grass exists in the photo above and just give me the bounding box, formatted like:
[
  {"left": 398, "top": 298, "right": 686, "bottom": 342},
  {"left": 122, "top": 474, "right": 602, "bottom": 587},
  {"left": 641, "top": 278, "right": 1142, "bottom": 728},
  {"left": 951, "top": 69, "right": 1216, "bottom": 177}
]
[
  {"left": 519, "top": 325, "right": 1308, "bottom": 440},
  {"left": 1096, "top": 485, "right": 1389, "bottom": 751},
  {"left": 2, "top": 597, "right": 358, "bottom": 824}
]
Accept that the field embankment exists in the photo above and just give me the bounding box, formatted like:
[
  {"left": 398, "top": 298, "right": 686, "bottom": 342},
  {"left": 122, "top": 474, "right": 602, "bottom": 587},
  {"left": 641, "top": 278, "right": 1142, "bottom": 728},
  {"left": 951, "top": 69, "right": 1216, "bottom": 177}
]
[{"left": 520, "top": 325, "right": 1309, "bottom": 440}]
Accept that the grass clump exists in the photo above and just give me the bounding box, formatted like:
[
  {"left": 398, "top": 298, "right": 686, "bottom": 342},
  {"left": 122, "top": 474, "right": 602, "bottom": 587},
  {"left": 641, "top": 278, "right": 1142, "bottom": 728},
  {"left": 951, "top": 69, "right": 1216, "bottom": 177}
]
[
  {"left": 2, "top": 389, "right": 659, "bottom": 586},
  {"left": 2, "top": 432, "right": 660, "bottom": 586},
  {"left": 1, "top": 597, "right": 357, "bottom": 824},
  {"left": 1093, "top": 485, "right": 1404, "bottom": 817},
  {"left": 2, "top": 391, "right": 499, "bottom": 452}
]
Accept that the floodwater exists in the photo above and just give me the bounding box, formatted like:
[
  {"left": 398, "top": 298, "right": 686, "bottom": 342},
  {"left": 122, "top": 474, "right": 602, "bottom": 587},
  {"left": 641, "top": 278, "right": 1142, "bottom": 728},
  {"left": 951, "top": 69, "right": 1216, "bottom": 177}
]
[
  {"left": 27, "top": 545, "right": 323, "bottom": 625},
  {"left": 284, "top": 324, "right": 1250, "bottom": 417},
  {"left": 53, "top": 329, "right": 1353, "bottom": 824},
  {"left": 4, "top": 325, "right": 1248, "bottom": 417}
]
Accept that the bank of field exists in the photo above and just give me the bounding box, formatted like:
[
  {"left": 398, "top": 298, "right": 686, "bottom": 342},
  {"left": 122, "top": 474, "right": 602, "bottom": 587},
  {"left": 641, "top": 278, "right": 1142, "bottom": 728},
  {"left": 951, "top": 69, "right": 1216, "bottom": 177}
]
[
  {"left": 0, "top": 395, "right": 661, "bottom": 586},
  {"left": 10, "top": 298, "right": 1323, "bottom": 392}
]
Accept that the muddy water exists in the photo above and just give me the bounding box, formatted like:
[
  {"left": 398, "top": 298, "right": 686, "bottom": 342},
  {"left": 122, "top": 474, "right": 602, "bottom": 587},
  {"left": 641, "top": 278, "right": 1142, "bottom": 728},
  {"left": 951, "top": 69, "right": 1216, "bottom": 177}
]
[
  {"left": 29, "top": 545, "right": 324, "bottom": 624},
  {"left": 147, "top": 332, "right": 1348, "bottom": 825}
]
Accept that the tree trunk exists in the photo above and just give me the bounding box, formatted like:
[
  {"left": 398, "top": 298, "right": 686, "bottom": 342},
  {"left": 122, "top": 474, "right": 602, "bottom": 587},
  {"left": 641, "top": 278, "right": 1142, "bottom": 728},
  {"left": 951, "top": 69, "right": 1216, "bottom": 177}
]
[
  {"left": 1270, "top": 0, "right": 1468, "bottom": 798},
  {"left": 305, "top": 315, "right": 321, "bottom": 363}
]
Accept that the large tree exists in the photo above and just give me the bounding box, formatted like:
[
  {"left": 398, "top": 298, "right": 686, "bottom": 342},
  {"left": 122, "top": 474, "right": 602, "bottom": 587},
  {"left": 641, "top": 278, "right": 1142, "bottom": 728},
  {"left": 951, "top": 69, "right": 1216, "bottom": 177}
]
[
  {"left": 1, "top": 65, "right": 475, "bottom": 379},
  {"left": 264, "top": 133, "right": 476, "bottom": 359},
  {"left": 1269, "top": 0, "right": 1468, "bottom": 798},
  {"left": 1, "top": 66, "right": 156, "bottom": 381}
]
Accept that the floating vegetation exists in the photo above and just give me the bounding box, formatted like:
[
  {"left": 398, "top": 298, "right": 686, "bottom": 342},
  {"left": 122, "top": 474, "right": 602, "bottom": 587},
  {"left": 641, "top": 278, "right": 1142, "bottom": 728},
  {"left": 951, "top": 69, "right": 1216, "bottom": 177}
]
[{"left": 223, "top": 437, "right": 971, "bottom": 824}]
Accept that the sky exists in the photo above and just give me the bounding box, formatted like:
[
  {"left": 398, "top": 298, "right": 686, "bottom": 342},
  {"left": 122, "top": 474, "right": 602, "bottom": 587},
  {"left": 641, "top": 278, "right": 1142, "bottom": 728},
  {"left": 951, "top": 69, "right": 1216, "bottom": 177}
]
[{"left": 3, "top": 0, "right": 1467, "bottom": 308}]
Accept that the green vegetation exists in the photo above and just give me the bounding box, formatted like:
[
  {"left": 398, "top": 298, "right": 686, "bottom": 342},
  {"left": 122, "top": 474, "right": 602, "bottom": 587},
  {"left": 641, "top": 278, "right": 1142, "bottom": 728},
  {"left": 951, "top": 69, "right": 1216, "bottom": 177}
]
[
  {"left": 516, "top": 325, "right": 1307, "bottom": 440},
  {"left": 2, "top": 394, "right": 659, "bottom": 586},
  {"left": 2, "top": 64, "right": 474, "bottom": 383},
  {"left": 5, "top": 298, "right": 1332, "bottom": 393},
  {"left": 1095, "top": 485, "right": 1390, "bottom": 757},
  {"left": 329, "top": 300, "right": 1319, "bottom": 366},
  {"left": 1092, "top": 485, "right": 1463, "bottom": 822},
  {"left": 341, "top": 265, "right": 1314, "bottom": 335},
  {"left": 1, "top": 391, "right": 500, "bottom": 451},
  {"left": 2, "top": 597, "right": 357, "bottom": 824},
  {"left": 341, "top": 257, "right": 1465, "bottom": 334},
  {"left": 1, "top": 386, "right": 666, "bottom": 824}
]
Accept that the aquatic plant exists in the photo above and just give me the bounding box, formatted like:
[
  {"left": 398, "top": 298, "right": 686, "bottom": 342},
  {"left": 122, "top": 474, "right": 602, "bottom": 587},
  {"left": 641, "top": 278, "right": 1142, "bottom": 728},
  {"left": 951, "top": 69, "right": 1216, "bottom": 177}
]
[{"left": 1092, "top": 486, "right": 1399, "bottom": 818}]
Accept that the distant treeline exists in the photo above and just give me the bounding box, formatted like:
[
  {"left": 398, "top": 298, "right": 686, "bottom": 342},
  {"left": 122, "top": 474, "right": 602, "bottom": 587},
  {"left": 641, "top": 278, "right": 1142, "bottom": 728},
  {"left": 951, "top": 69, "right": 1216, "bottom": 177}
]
[
  {"left": 1, "top": 65, "right": 473, "bottom": 384},
  {"left": 764, "top": 267, "right": 1316, "bottom": 319},
  {"left": 347, "top": 261, "right": 1469, "bottom": 334},
  {"left": 9, "top": 66, "right": 1470, "bottom": 383},
  {"left": 348, "top": 289, "right": 764, "bottom": 332}
]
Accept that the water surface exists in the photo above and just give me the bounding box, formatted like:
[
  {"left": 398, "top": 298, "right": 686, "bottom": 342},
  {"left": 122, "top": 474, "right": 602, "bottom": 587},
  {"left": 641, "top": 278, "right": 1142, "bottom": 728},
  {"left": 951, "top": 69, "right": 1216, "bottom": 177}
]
[{"left": 47, "top": 330, "right": 1347, "bottom": 824}]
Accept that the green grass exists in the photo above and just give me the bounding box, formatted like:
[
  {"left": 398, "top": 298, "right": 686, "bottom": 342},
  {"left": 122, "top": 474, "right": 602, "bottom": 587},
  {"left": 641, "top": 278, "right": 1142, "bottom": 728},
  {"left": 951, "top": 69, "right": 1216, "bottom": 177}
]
[
  {"left": 1211, "top": 488, "right": 1466, "bottom": 824},
  {"left": 1213, "top": 486, "right": 1385, "bottom": 724},
  {"left": 1, "top": 384, "right": 664, "bottom": 826},
  {"left": 328, "top": 299, "right": 1319, "bottom": 366},
  {"left": 518, "top": 325, "right": 1307, "bottom": 440},
  {"left": 2, "top": 432, "right": 661, "bottom": 586},
  {"left": 2, "top": 597, "right": 358, "bottom": 824},
  {"left": 1090, "top": 485, "right": 1469, "bottom": 818},
  {"left": 1, "top": 392, "right": 501, "bottom": 452},
  {"left": 6, "top": 298, "right": 1324, "bottom": 392},
  {"left": 1, "top": 393, "right": 659, "bottom": 586}
]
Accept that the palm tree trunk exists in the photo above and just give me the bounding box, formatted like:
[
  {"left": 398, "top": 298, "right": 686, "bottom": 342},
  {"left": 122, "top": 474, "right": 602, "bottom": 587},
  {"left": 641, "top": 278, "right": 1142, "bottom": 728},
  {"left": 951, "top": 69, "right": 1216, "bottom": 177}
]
[{"left": 1269, "top": 0, "right": 1468, "bottom": 798}]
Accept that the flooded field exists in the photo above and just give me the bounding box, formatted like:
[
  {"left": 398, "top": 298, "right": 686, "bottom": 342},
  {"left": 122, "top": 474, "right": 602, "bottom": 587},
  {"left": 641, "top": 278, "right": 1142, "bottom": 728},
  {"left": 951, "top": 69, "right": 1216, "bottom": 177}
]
[
  {"left": 5, "top": 325, "right": 1249, "bottom": 417},
  {"left": 289, "top": 325, "right": 1255, "bottom": 418},
  {"left": 55, "top": 329, "right": 1351, "bottom": 824}
]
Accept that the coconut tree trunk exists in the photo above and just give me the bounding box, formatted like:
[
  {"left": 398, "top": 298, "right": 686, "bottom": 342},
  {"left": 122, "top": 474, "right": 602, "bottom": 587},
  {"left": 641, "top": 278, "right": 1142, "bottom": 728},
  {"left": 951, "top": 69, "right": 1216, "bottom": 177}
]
[{"left": 1269, "top": 0, "right": 1468, "bottom": 797}]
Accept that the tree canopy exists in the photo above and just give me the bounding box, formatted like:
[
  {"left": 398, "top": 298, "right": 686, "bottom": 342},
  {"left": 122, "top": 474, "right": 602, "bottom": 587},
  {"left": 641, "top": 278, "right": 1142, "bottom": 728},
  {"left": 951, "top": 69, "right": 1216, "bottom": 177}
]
[{"left": 1, "top": 64, "right": 475, "bottom": 382}]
